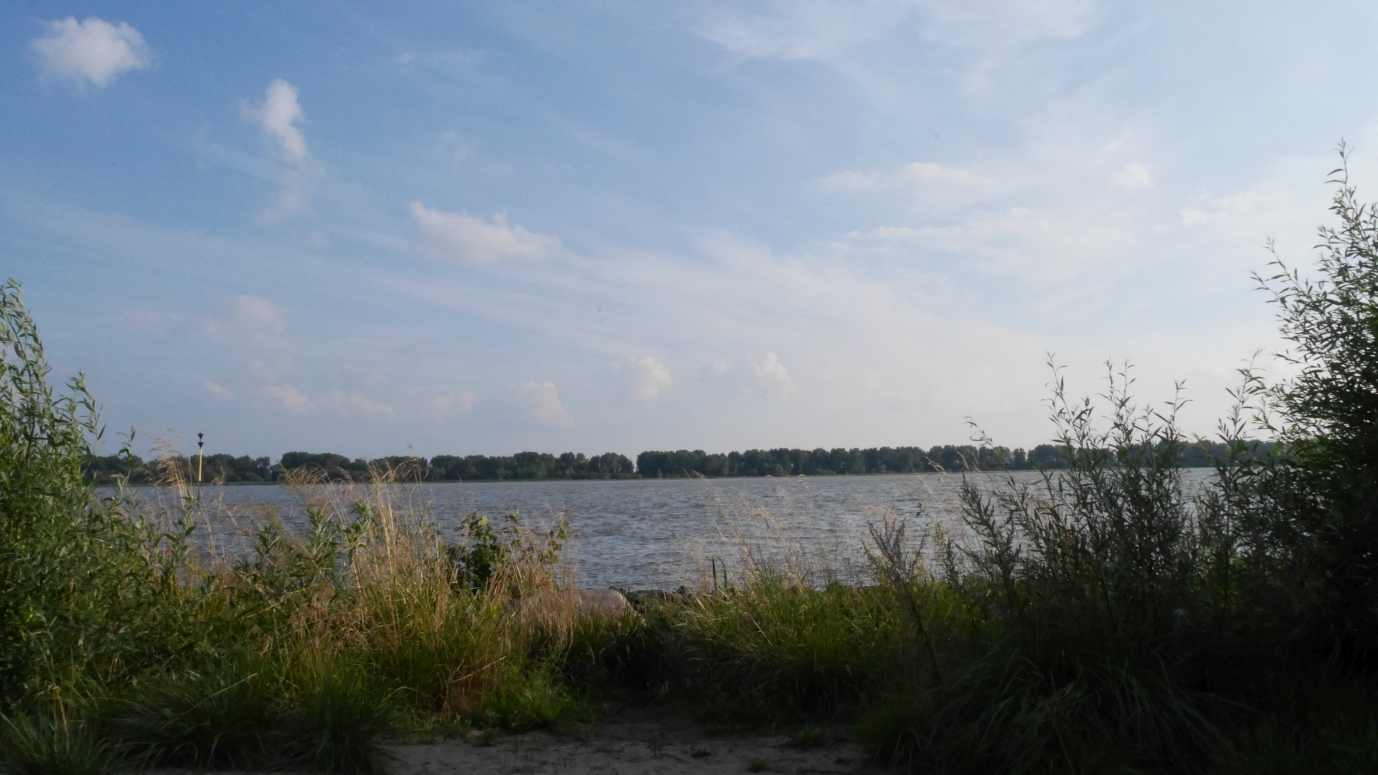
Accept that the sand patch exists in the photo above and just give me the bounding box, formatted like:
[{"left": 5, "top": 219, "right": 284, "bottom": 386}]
[{"left": 391, "top": 706, "right": 880, "bottom": 775}]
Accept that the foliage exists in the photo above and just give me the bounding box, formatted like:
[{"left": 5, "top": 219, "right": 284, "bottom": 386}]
[
  {"left": 1254, "top": 144, "right": 1378, "bottom": 654},
  {"left": 0, "top": 711, "right": 111, "bottom": 775},
  {"left": 0, "top": 279, "right": 202, "bottom": 706}
]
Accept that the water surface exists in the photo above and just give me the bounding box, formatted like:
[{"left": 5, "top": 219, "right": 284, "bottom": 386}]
[{"left": 129, "top": 470, "right": 1211, "bottom": 589}]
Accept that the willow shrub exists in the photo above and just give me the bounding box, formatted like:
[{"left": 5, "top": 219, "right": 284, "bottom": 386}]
[
  {"left": 0, "top": 279, "right": 202, "bottom": 707},
  {"left": 1252, "top": 145, "right": 1378, "bottom": 657}
]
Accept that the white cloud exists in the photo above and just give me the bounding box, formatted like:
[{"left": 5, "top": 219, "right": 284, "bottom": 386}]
[
  {"left": 629, "top": 357, "right": 673, "bottom": 400},
  {"left": 204, "top": 381, "right": 234, "bottom": 400},
  {"left": 1113, "top": 162, "right": 1154, "bottom": 190},
  {"left": 258, "top": 179, "right": 312, "bottom": 222},
  {"left": 917, "top": 0, "right": 1096, "bottom": 52},
  {"left": 409, "top": 203, "right": 560, "bottom": 263},
  {"left": 751, "top": 351, "right": 796, "bottom": 400},
  {"left": 243, "top": 79, "right": 309, "bottom": 163},
  {"left": 261, "top": 384, "right": 314, "bottom": 414},
  {"left": 30, "top": 17, "right": 150, "bottom": 89},
  {"left": 850, "top": 205, "right": 1132, "bottom": 282},
  {"left": 433, "top": 390, "right": 476, "bottom": 415},
  {"left": 518, "top": 381, "right": 573, "bottom": 425},
  {"left": 322, "top": 390, "right": 396, "bottom": 420},
  {"left": 823, "top": 161, "right": 992, "bottom": 192},
  {"left": 204, "top": 295, "right": 287, "bottom": 337},
  {"left": 699, "top": 0, "right": 906, "bottom": 60},
  {"left": 339, "top": 363, "right": 386, "bottom": 391},
  {"left": 241, "top": 80, "right": 315, "bottom": 221},
  {"left": 233, "top": 295, "right": 286, "bottom": 335},
  {"left": 247, "top": 354, "right": 292, "bottom": 381},
  {"left": 1175, "top": 185, "right": 1321, "bottom": 253},
  {"left": 1180, "top": 208, "right": 1216, "bottom": 225},
  {"left": 699, "top": 0, "right": 1095, "bottom": 62}
]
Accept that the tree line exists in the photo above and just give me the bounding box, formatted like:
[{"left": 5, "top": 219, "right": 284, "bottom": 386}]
[{"left": 81, "top": 439, "right": 1254, "bottom": 485}]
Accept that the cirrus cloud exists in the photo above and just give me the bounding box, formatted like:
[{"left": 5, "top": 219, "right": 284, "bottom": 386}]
[{"left": 823, "top": 161, "right": 992, "bottom": 192}]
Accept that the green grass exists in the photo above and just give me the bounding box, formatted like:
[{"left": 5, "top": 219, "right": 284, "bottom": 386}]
[
  {"left": 102, "top": 651, "right": 283, "bottom": 770},
  {"left": 0, "top": 713, "right": 111, "bottom": 775}
]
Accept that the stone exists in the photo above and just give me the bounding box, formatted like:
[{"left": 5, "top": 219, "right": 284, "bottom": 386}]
[{"left": 514, "top": 588, "right": 629, "bottom": 619}]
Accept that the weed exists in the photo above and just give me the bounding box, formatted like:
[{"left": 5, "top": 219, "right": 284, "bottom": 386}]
[
  {"left": 410, "top": 714, "right": 469, "bottom": 742},
  {"left": 480, "top": 668, "right": 567, "bottom": 730},
  {"left": 289, "top": 656, "right": 400, "bottom": 775},
  {"left": 0, "top": 712, "right": 110, "bottom": 775},
  {"left": 786, "top": 726, "right": 826, "bottom": 749},
  {"left": 104, "top": 653, "right": 282, "bottom": 770}
]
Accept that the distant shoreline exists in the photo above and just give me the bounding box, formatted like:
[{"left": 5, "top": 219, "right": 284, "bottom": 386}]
[{"left": 112, "top": 467, "right": 1223, "bottom": 488}]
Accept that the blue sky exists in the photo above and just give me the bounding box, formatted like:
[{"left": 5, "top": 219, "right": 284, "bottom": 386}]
[{"left": 4, "top": 1, "right": 1378, "bottom": 460}]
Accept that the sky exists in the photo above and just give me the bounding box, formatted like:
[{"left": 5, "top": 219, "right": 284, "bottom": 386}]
[{"left": 4, "top": 1, "right": 1378, "bottom": 461}]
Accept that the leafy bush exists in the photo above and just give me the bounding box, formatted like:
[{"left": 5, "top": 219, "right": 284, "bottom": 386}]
[
  {"left": 0, "top": 279, "right": 200, "bottom": 706},
  {"left": 1253, "top": 146, "right": 1378, "bottom": 656}
]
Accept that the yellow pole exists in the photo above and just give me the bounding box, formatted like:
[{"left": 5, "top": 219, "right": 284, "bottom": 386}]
[{"left": 197, "top": 432, "right": 204, "bottom": 483}]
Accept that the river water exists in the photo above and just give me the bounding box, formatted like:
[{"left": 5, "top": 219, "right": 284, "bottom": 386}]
[{"left": 126, "top": 470, "right": 1212, "bottom": 590}]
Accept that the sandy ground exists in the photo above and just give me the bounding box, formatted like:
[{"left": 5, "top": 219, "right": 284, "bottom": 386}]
[
  {"left": 145, "top": 705, "right": 883, "bottom": 775},
  {"left": 389, "top": 706, "right": 882, "bottom": 775}
]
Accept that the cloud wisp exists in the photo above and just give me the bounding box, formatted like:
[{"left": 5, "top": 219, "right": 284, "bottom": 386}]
[
  {"left": 823, "top": 161, "right": 993, "bottom": 192},
  {"left": 203, "top": 381, "right": 234, "bottom": 401},
  {"left": 260, "top": 384, "right": 314, "bottom": 415},
  {"left": 1113, "top": 163, "right": 1154, "bottom": 190},
  {"left": 322, "top": 390, "right": 396, "bottom": 420},
  {"left": 698, "top": 0, "right": 907, "bottom": 61},
  {"left": 242, "top": 80, "right": 315, "bottom": 221},
  {"left": 409, "top": 203, "right": 559, "bottom": 264},
  {"left": 30, "top": 17, "right": 150, "bottom": 89},
  {"left": 204, "top": 295, "right": 287, "bottom": 337}
]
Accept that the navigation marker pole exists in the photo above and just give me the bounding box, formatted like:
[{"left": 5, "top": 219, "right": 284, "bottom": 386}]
[{"left": 197, "top": 432, "right": 204, "bottom": 484}]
